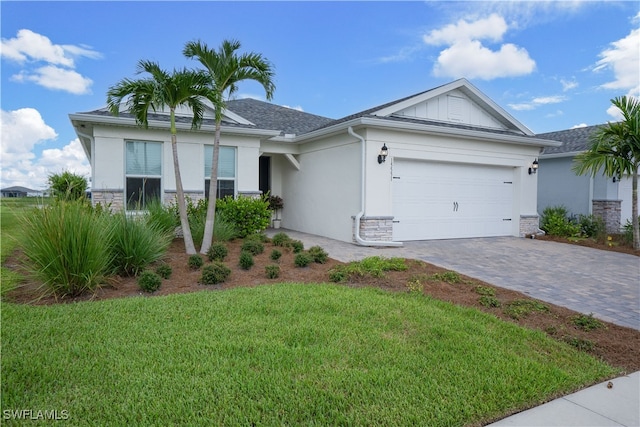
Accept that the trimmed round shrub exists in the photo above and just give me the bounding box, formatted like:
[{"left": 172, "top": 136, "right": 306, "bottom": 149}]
[
  {"left": 308, "top": 246, "right": 328, "bottom": 264},
  {"left": 265, "top": 264, "right": 280, "bottom": 279},
  {"left": 291, "top": 240, "right": 304, "bottom": 254},
  {"left": 271, "top": 232, "right": 291, "bottom": 247},
  {"left": 207, "top": 242, "right": 228, "bottom": 262},
  {"left": 241, "top": 239, "right": 264, "bottom": 255},
  {"left": 294, "top": 252, "right": 313, "bottom": 268},
  {"left": 155, "top": 263, "right": 172, "bottom": 279},
  {"left": 200, "top": 262, "right": 231, "bottom": 285},
  {"left": 188, "top": 254, "right": 204, "bottom": 270},
  {"left": 138, "top": 270, "right": 162, "bottom": 293},
  {"left": 239, "top": 251, "right": 254, "bottom": 270},
  {"left": 270, "top": 249, "right": 282, "bottom": 261}
]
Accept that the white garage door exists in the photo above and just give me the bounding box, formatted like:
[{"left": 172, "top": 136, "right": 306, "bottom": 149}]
[{"left": 392, "top": 159, "right": 514, "bottom": 240}]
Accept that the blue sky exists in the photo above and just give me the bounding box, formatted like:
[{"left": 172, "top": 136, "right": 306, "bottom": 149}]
[{"left": 1, "top": 1, "right": 639, "bottom": 190}]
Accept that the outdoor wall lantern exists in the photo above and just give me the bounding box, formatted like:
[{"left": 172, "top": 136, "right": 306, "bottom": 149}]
[
  {"left": 528, "top": 159, "right": 539, "bottom": 175},
  {"left": 378, "top": 144, "right": 389, "bottom": 164}
]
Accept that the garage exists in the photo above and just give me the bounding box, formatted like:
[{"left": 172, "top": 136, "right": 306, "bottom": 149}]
[{"left": 392, "top": 159, "right": 515, "bottom": 240}]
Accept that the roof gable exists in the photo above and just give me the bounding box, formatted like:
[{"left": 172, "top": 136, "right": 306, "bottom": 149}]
[{"left": 371, "top": 79, "right": 532, "bottom": 135}]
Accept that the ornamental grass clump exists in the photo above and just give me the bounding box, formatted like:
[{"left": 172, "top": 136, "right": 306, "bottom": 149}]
[
  {"left": 21, "top": 200, "right": 114, "bottom": 297},
  {"left": 108, "top": 212, "right": 173, "bottom": 277}
]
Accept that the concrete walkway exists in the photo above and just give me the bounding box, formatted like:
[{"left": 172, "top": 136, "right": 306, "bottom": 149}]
[
  {"left": 269, "top": 230, "right": 640, "bottom": 331},
  {"left": 267, "top": 229, "right": 640, "bottom": 426}
]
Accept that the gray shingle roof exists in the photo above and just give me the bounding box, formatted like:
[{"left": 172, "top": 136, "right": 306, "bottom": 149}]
[
  {"left": 225, "top": 98, "right": 334, "bottom": 135},
  {"left": 537, "top": 124, "right": 605, "bottom": 155}
]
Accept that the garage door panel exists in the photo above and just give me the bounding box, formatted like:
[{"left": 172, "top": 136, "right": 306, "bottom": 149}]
[{"left": 393, "top": 159, "right": 513, "bottom": 240}]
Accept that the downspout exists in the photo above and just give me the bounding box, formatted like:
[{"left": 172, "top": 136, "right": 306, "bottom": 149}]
[{"left": 348, "top": 126, "right": 402, "bottom": 247}]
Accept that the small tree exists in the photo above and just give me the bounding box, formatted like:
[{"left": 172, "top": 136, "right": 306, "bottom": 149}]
[
  {"left": 48, "top": 171, "right": 87, "bottom": 201},
  {"left": 573, "top": 96, "right": 640, "bottom": 249}
]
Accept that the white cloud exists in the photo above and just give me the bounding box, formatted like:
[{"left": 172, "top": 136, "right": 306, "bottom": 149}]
[
  {"left": 606, "top": 104, "right": 624, "bottom": 121},
  {"left": 594, "top": 27, "right": 640, "bottom": 97},
  {"left": 0, "top": 108, "right": 89, "bottom": 190},
  {"left": 424, "top": 14, "right": 535, "bottom": 80},
  {"left": 571, "top": 123, "right": 588, "bottom": 129},
  {"left": 424, "top": 14, "right": 507, "bottom": 45},
  {"left": 12, "top": 65, "right": 93, "bottom": 94},
  {"left": 560, "top": 78, "right": 578, "bottom": 91},
  {"left": 1, "top": 29, "right": 100, "bottom": 95},
  {"left": 508, "top": 95, "right": 566, "bottom": 111}
]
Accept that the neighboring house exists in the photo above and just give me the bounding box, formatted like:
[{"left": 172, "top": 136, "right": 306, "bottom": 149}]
[
  {"left": 0, "top": 186, "right": 42, "bottom": 198},
  {"left": 537, "top": 125, "right": 638, "bottom": 232},
  {"left": 69, "top": 78, "right": 560, "bottom": 244}
]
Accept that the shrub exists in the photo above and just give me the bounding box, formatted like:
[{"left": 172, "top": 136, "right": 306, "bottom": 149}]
[
  {"left": 577, "top": 214, "right": 605, "bottom": 239},
  {"left": 138, "top": 270, "right": 162, "bottom": 293},
  {"left": 188, "top": 254, "right": 204, "bottom": 270},
  {"left": 479, "top": 295, "right": 501, "bottom": 308},
  {"left": 540, "top": 206, "right": 580, "bottom": 237},
  {"left": 200, "top": 262, "right": 231, "bottom": 285},
  {"left": 294, "top": 252, "right": 313, "bottom": 267},
  {"left": 48, "top": 171, "right": 88, "bottom": 202},
  {"left": 241, "top": 239, "right": 264, "bottom": 256},
  {"left": 308, "top": 246, "right": 328, "bottom": 264},
  {"left": 155, "top": 263, "right": 172, "bottom": 279},
  {"left": 328, "top": 256, "right": 407, "bottom": 281},
  {"left": 563, "top": 336, "right": 595, "bottom": 352},
  {"left": 207, "top": 242, "right": 228, "bottom": 262},
  {"left": 108, "top": 212, "right": 173, "bottom": 277},
  {"left": 475, "top": 285, "right": 495, "bottom": 296},
  {"left": 270, "top": 249, "right": 282, "bottom": 261},
  {"left": 216, "top": 195, "right": 271, "bottom": 238},
  {"left": 239, "top": 251, "right": 254, "bottom": 270},
  {"left": 291, "top": 240, "right": 304, "bottom": 253},
  {"left": 571, "top": 313, "right": 606, "bottom": 331},
  {"left": 265, "top": 264, "right": 280, "bottom": 279},
  {"left": 622, "top": 217, "right": 639, "bottom": 245},
  {"left": 503, "top": 299, "right": 549, "bottom": 320},
  {"left": 21, "top": 200, "right": 114, "bottom": 297},
  {"left": 271, "top": 232, "right": 291, "bottom": 247},
  {"left": 428, "top": 271, "right": 462, "bottom": 284}
]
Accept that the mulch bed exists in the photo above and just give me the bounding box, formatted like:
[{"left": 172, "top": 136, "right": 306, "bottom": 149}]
[{"left": 5, "top": 237, "right": 640, "bottom": 373}]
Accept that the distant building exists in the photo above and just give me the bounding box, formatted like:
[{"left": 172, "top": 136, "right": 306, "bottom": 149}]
[{"left": 0, "top": 186, "right": 44, "bottom": 198}]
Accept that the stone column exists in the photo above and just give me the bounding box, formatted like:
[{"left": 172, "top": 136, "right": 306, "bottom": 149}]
[{"left": 592, "top": 199, "right": 621, "bottom": 233}]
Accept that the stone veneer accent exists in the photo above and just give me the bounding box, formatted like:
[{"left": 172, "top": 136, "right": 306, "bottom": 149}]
[
  {"left": 91, "top": 190, "right": 124, "bottom": 212},
  {"left": 592, "top": 199, "right": 621, "bottom": 233},
  {"left": 519, "top": 214, "right": 541, "bottom": 237},
  {"left": 164, "top": 191, "right": 205, "bottom": 205},
  {"left": 352, "top": 216, "right": 394, "bottom": 242}
]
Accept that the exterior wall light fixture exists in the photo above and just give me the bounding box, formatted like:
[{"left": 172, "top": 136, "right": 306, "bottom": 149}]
[
  {"left": 378, "top": 144, "right": 388, "bottom": 164},
  {"left": 528, "top": 159, "right": 539, "bottom": 175}
]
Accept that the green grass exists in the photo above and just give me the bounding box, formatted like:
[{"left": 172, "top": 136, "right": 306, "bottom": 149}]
[
  {"left": 1, "top": 284, "right": 617, "bottom": 426},
  {"left": 1, "top": 198, "right": 49, "bottom": 296}
]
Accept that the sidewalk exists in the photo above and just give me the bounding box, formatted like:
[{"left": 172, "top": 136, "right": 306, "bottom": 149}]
[{"left": 487, "top": 371, "right": 640, "bottom": 426}]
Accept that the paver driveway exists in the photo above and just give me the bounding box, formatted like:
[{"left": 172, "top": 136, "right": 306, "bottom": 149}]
[{"left": 272, "top": 230, "right": 640, "bottom": 331}]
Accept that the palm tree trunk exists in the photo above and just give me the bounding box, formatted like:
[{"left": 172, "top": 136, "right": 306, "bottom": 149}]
[
  {"left": 200, "top": 121, "right": 221, "bottom": 254},
  {"left": 633, "top": 168, "right": 639, "bottom": 249},
  {"left": 170, "top": 111, "right": 197, "bottom": 254}
]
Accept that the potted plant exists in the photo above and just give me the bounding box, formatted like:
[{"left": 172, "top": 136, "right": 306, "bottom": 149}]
[{"left": 268, "top": 195, "right": 284, "bottom": 228}]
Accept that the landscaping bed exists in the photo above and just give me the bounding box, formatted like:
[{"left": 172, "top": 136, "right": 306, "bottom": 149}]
[{"left": 5, "top": 236, "right": 640, "bottom": 374}]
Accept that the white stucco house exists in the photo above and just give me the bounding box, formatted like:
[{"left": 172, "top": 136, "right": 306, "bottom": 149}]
[
  {"left": 537, "top": 125, "right": 638, "bottom": 232},
  {"left": 69, "top": 78, "right": 561, "bottom": 245}
]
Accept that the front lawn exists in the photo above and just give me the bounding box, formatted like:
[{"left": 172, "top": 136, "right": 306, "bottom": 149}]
[{"left": 1, "top": 284, "right": 617, "bottom": 426}]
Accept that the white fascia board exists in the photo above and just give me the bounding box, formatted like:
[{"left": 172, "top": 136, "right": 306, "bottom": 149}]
[
  {"left": 68, "top": 113, "right": 278, "bottom": 138},
  {"left": 293, "top": 116, "right": 562, "bottom": 148}
]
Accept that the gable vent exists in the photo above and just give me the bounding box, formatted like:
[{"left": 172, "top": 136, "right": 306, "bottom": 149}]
[{"left": 447, "top": 95, "right": 467, "bottom": 122}]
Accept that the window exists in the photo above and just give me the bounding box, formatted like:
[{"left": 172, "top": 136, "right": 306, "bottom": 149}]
[
  {"left": 125, "top": 141, "right": 162, "bottom": 210},
  {"left": 204, "top": 145, "right": 236, "bottom": 199}
]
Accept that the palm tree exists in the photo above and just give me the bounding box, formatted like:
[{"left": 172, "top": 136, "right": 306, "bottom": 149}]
[
  {"left": 573, "top": 96, "right": 640, "bottom": 249},
  {"left": 184, "top": 39, "right": 276, "bottom": 255},
  {"left": 106, "top": 60, "right": 211, "bottom": 254}
]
